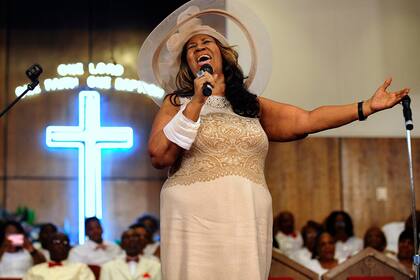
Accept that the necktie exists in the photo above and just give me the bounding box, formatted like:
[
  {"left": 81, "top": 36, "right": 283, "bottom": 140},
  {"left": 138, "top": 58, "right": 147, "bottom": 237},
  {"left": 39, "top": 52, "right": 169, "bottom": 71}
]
[
  {"left": 48, "top": 261, "right": 63, "bottom": 267},
  {"left": 126, "top": 255, "right": 140, "bottom": 263}
]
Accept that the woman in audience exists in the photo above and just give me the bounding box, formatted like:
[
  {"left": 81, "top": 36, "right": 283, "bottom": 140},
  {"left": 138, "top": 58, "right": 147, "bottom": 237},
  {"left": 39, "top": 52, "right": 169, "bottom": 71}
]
[
  {"left": 307, "top": 232, "right": 343, "bottom": 278},
  {"left": 290, "top": 220, "right": 323, "bottom": 266},
  {"left": 325, "top": 210, "right": 363, "bottom": 259},
  {"left": 0, "top": 220, "right": 46, "bottom": 277}
]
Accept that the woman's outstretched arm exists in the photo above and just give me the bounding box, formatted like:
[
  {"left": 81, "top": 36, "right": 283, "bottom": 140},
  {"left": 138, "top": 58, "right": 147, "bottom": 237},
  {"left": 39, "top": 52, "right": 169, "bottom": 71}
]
[{"left": 259, "top": 78, "right": 410, "bottom": 142}]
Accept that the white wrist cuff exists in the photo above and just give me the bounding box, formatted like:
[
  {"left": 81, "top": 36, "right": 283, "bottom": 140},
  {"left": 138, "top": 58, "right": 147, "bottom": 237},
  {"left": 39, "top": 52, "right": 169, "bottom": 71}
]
[{"left": 163, "top": 106, "right": 201, "bottom": 150}]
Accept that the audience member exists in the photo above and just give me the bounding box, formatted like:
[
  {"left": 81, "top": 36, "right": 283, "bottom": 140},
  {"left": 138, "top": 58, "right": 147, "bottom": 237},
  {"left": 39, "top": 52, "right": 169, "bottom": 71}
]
[
  {"left": 34, "top": 223, "right": 58, "bottom": 261},
  {"left": 325, "top": 211, "right": 363, "bottom": 259},
  {"left": 24, "top": 232, "right": 95, "bottom": 280},
  {"left": 397, "top": 229, "right": 415, "bottom": 271},
  {"left": 273, "top": 211, "right": 303, "bottom": 256},
  {"left": 130, "top": 222, "right": 160, "bottom": 258},
  {"left": 290, "top": 220, "right": 323, "bottom": 266},
  {"left": 363, "top": 226, "right": 387, "bottom": 252},
  {"left": 137, "top": 214, "right": 160, "bottom": 242},
  {"left": 0, "top": 220, "right": 46, "bottom": 277},
  {"left": 307, "top": 232, "right": 343, "bottom": 278},
  {"left": 101, "top": 229, "right": 161, "bottom": 280},
  {"left": 69, "top": 217, "right": 122, "bottom": 265}
]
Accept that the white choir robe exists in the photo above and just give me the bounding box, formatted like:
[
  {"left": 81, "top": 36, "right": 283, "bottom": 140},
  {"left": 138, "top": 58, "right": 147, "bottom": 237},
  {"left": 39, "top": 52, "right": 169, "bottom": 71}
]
[
  {"left": 23, "top": 261, "right": 95, "bottom": 280},
  {"left": 100, "top": 255, "right": 161, "bottom": 280},
  {"left": 0, "top": 250, "right": 33, "bottom": 277},
  {"left": 69, "top": 239, "right": 122, "bottom": 265},
  {"left": 275, "top": 231, "right": 303, "bottom": 257}
]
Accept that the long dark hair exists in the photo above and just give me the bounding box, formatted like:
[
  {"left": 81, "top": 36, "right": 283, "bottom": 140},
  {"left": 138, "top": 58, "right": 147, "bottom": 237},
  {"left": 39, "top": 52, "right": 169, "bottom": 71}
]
[
  {"left": 166, "top": 37, "right": 260, "bottom": 118},
  {"left": 325, "top": 210, "right": 355, "bottom": 238}
]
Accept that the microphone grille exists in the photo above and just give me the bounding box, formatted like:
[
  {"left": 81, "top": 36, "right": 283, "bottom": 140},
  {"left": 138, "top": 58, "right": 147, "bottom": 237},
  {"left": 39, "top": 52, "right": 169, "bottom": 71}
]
[{"left": 200, "top": 64, "right": 213, "bottom": 74}]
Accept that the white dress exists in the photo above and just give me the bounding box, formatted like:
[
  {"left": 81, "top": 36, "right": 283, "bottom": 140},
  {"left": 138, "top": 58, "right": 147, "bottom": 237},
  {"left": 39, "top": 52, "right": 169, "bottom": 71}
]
[
  {"left": 160, "top": 96, "right": 273, "bottom": 280},
  {"left": 334, "top": 236, "right": 363, "bottom": 260}
]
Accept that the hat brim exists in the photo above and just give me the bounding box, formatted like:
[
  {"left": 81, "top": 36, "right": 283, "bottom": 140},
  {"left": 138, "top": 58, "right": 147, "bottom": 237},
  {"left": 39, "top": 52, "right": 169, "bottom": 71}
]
[{"left": 137, "top": 0, "right": 272, "bottom": 106}]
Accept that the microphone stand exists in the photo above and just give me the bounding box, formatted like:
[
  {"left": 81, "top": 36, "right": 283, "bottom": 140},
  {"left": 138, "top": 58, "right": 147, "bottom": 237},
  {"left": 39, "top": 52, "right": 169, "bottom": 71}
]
[
  {"left": 0, "top": 81, "right": 39, "bottom": 119},
  {"left": 402, "top": 96, "right": 419, "bottom": 280},
  {"left": 0, "top": 63, "right": 42, "bottom": 118},
  {"left": 407, "top": 129, "right": 420, "bottom": 280}
]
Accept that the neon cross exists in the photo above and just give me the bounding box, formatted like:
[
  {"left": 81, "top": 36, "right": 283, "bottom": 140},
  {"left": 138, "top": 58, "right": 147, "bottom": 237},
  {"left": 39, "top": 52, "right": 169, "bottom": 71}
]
[{"left": 46, "top": 90, "right": 133, "bottom": 244}]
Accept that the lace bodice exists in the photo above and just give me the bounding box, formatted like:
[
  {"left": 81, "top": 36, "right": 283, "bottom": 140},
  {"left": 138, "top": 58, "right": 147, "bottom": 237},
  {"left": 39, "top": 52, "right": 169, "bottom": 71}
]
[{"left": 164, "top": 96, "right": 269, "bottom": 187}]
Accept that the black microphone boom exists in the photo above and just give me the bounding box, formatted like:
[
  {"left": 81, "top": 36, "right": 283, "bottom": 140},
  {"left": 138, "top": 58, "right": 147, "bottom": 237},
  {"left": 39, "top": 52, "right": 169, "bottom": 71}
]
[
  {"left": 402, "top": 95, "right": 413, "bottom": 130},
  {"left": 0, "top": 64, "right": 43, "bottom": 118},
  {"left": 200, "top": 64, "right": 213, "bottom": 97}
]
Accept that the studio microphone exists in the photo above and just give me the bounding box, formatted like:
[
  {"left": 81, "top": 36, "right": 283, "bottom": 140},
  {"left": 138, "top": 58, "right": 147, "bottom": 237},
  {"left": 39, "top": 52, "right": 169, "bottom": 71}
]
[
  {"left": 197, "top": 64, "right": 213, "bottom": 97},
  {"left": 402, "top": 95, "right": 413, "bottom": 130},
  {"left": 25, "top": 64, "right": 43, "bottom": 90}
]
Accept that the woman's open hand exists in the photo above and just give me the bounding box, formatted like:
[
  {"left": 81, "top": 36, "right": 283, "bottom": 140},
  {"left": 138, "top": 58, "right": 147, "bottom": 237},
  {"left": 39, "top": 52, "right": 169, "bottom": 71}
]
[{"left": 366, "top": 78, "right": 410, "bottom": 114}]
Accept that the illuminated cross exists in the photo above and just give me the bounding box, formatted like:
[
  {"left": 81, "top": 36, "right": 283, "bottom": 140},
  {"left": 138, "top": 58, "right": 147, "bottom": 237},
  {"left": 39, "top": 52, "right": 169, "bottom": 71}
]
[{"left": 46, "top": 90, "right": 133, "bottom": 244}]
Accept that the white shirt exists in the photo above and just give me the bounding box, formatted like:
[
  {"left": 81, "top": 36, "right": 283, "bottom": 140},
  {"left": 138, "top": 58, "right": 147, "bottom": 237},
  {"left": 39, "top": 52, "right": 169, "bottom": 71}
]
[
  {"left": 143, "top": 242, "right": 160, "bottom": 257},
  {"left": 382, "top": 221, "right": 405, "bottom": 254},
  {"left": 100, "top": 255, "right": 162, "bottom": 280},
  {"left": 306, "top": 258, "right": 345, "bottom": 279},
  {"left": 68, "top": 239, "right": 122, "bottom": 266},
  {"left": 335, "top": 236, "right": 363, "bottom": 260},
  {"left": 275, "top": 231, "right": 303, "bottom": 257},
  {"left": 290, "top": 247, "right": 313, "bottom": 267},
  {"left": 23, "top": 260, "right": 95, "bottom": 280},
  {"left": 0, "top": 249, "right": 33, "bottom": 277}
]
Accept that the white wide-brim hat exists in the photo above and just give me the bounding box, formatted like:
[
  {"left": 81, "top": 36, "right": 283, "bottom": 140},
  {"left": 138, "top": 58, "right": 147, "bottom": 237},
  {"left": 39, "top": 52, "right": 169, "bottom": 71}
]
[{"left": 137, "top": 0, "right": 272, "bottom": 106}]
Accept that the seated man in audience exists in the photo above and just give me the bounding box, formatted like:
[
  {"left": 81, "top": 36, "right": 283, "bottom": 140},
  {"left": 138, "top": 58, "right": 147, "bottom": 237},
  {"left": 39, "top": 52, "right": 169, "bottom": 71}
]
[
  {"left": 0, "top": 220, "right": 46, "bottom": 277},
  {"left": 273, "top": 211, "right": 303, "bottom": 257},
  {"left": 363, "top": 226, "right": 396, "bottom": 258},
  {"left": 101, "top": 229, "right": 161, "bottom": 280},
  {"left": 34, "top": 223, "right": 58, "bottom": 261},
  {"left": 290, "top": 220, "right": 323, "bottom": 266},
  {"left": 325, "top": 210, "right": 363, "bottom": 259},
  {"left": 130, "top": 222, "right": 160, "bottom": 258},
  {"left": 396, "top": 229, "right": 415, "bottom": 271},
  {"left": 24, "top": 232, "right": 95, "bottom": 280},
  {"left": 69, "top": 217, "right": 122, "bottom": 265}
]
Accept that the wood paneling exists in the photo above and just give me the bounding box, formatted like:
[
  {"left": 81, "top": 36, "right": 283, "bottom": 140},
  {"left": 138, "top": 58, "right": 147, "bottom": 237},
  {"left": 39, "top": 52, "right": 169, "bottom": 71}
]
[
  {"left": 6, "top": 2, "right": 89, "bottom": 177},
  {"left": 266, "top": 138, "right": 342, "bottom": 230},
  {"left": 6, "top": 179, "right": 79, "bottom": 235},
  {"left": 102, "top": 179, "right": 162, "bottom": 241},
  {"left": 341, "top": 138, "right": 420, "bottom": 236},
  {"left": 0, "top": 0, "right": 7, "bottom": 202},
  {"left": 266, "top": 137, "right": 420, "bottom": 238}
]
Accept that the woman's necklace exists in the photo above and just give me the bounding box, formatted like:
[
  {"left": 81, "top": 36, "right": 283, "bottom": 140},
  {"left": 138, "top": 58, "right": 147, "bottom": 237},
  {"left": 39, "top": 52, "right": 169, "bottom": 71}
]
[{"left": 205, "top": 96, "right": 230, "bottom": 108}]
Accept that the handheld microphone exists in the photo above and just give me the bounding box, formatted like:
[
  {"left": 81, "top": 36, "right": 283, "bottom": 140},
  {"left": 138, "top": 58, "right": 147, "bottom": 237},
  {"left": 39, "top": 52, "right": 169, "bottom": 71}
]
[
  {"left": 402, "top": 95, "right": 413, "bottom": 130},
  {"left": 197, "top": 64, "right": 213, "bottom": 97}
]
